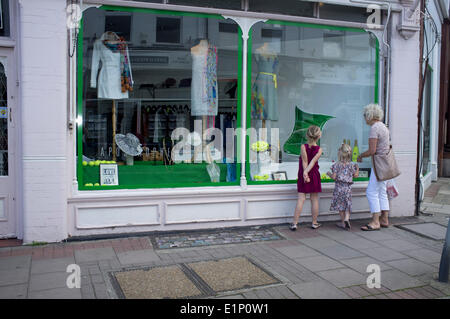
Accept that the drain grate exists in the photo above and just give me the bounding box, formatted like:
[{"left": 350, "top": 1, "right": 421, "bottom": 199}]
[
  {"left": 152, "top": 227, "right": 283, "bottom": 249},
  {"left": 109, "top": 256, "right": 280, "bottom": 299}
]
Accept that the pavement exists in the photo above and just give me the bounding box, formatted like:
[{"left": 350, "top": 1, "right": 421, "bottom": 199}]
[{"left": 0, "top": 179, "right": 449, "bottom": 299}]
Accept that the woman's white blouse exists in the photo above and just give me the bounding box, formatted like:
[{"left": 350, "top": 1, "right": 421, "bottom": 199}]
[{"left": 90, "top": 35, "right": 133, "bottom": 100}]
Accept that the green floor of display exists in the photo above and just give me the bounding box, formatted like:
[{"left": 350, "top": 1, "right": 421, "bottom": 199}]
[{"left": 82, "top": 162, "right": 232, "bottom": 186}]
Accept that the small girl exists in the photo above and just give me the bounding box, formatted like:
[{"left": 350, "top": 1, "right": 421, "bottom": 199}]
[
  {"left": 327, "top": 143, "right": 359, "bottom": 230},
  {"left": 290, "top": 125, "right": 323, "bottom": 231}
]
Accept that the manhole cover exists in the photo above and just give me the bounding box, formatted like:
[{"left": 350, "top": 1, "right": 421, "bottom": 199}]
[
  {"left": 111, "top": 265, "right": 203, "bottom": 299},
  {"left": 153, "top": 227, "right": 283, "bottom": 249},
  {"left": 187, "top": 256, "right": 279, "bottom": 292},
  {"left": 396, "top": 222, "right": 448, "bottom": 240}
]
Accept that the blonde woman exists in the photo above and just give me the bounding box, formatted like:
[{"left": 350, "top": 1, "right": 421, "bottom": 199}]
[
  {"left": 290, "top": 125, "right": 323, "bottom": 231},
  {"left": 327, "top": 143, "right": 359, "bottom": 230},
  {"left": 357, "top": 103, "right": 390, "bottom": 231}
]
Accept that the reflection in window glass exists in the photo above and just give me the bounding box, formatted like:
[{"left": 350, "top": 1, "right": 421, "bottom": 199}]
[
  {"left": 249, "top": 22, "right": 377, "bottom": 182},
  {"left": 0, "top": 63, "right": 7, "bottom": 176},
  {"left": 168, "top": 0, "right": 243, "bottom": 10},
  {"left": 319, "top": 4, "right": 372, "bottom": 23},
  {"left": 0, "top": 0, "right": 10, "bottom": 37},
  {"left": 80, "top": 8, "right": 240, "bottom": 188},
  {"left": 421, "top": 66, "right": 432, "bottom": 176},
  {"left": 248, "top": 0, "right": 314, "bottom": 17}
]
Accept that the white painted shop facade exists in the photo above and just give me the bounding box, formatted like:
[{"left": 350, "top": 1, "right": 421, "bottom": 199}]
[{"left": 1, "top": 0, "right": 428, "bottom": 243}]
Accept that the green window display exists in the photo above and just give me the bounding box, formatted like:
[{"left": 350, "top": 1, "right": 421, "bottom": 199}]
[
  {"left": 77, "top": 6, "right": 242, "bottom": 189},
  {"left": 247, "top": 21, "right": 379, "bottom": 184}
]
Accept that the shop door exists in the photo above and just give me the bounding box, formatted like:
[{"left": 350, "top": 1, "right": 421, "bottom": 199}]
[{"left": 0, "top": 49, "right": 16, "bottom": 238}]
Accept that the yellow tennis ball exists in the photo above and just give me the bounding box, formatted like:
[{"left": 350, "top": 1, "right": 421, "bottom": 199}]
[
  {"left": 82, "top": 161, "right": 88, "bottom": 166},
  {"left": 88, "top": 161, "right": 95, "bottom": 167}
]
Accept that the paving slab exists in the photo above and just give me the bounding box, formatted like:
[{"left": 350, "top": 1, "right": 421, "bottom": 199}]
[
  {"left": 31, "top": 257, "right": 75, "bottom": 274},
  {"left": 386, "top": 258, "right": 437, "bottom": 276},
  {"left": 337, "top": 237, "right": 381, "bottom": 250},
  {"left": 29, "top": 272, "right": 71, "bottom": 292},
  {"left": 74, "top": 247, "right": 116, "bottom": 263},
  {"left": 379, "top": 269, "right": 425, "bottom": 291},
  {"left": 28, "top": 287, "right": 82, "bottom": 299},
  {"left": 380, "top": 239, "right": 423, "bottom": 252},
  {"left": 339, "top": 257, "right": 392, "bottom": 274},
  {"left": 296, "top": 236, "right": 339, "bottom": 249},
  {"left": 315, "top": 244, "right": 365, "bottom": 260},
  {"left": 0, "top": 268, "right": 29, "bottom": 286},
  {"left": 288, "top": 281, "right": 350, "bottom": 299},
  {"left": 293, "top": 255, "right": 345, "bottom": 272},
  {"left": 316, "top": 268, "right": 366, "bottom": 288},
  {"left": 274, "top": 244, "right": 321, "bottom": 259},
  {"left": 116, "top": 249, "right": 160, "bottom": 265},
  {"left": 356, "top": 230, "right": 399, "bottom": 241},
  {"left": 0, "top": 284, "right": 27, "bottom": 299},
  {"left": 397, "top": 223, "right": 448, "bottom": 240},
  {"left": 402, "top": 248, "right": 443, "bottom": 264},
  {"left": 360, "top": 247, "right": 408, "bottom": 262},
  {"left": 0, "top": 255, "right": 31, "bottom": 271}
]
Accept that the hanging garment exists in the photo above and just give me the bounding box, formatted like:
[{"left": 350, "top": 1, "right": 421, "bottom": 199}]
[
  {"left": 90, "top": 33, "right": 134, "bottom": 99},
  {"left": 251, "top": 54, "right": 279, "bottom": 121},
  {"left": 191, "top": 43, "right": 218, "bottom": 116}
]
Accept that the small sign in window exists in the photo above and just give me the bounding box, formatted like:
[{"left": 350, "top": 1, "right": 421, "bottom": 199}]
[{"left": 100, "top": 164, "right": 119, "bottom": 186}]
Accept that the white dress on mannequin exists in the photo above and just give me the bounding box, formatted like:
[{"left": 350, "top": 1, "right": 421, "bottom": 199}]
[
  {"left": 190, "top": 40, "right": 218, "bottom": 116},
  {"left": 90, "top": 32, "right": 133, "bottom": 99}
]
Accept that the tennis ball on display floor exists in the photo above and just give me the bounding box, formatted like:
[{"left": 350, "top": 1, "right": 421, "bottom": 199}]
[
  {"left": 94, "top": 183, "right": 100, "bottom": 186},
  {"left": 82, "top": 161, "right": 88, "bottom": 166},
  {"left": 85, "top": 183, "right": 93, "bottom": 187},
  {"left": 95, "top": 160, "right": 101, "bottom": 166},
  {"left": 88, "top": 161, "right": 95, "bottom": 167}
]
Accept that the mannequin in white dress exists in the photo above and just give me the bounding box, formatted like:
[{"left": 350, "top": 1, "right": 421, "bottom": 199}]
[{"left": 190, "top": 39, "right": 218, "bottom": 163}]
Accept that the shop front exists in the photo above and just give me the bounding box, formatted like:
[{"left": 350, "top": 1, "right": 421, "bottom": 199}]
[
  {"left": 65, "top": 0, "right": 385, "bottom": 239},
  {"left": 11, "top": 0, "right": 422, "bottom": 243}
]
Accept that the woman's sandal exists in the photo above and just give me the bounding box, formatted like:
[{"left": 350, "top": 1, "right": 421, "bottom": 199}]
[
  {"left": 289, "top": 223, "right": 298, "bottom": 231},
  {"left": 361, "top": 224, "right": 380, "bottom": 231},
  {"left": 380, "top": 223, "right": 389, "bottom": 228},
  {"left": 311, "top": 223, "right": 322, "bottom": 229}
]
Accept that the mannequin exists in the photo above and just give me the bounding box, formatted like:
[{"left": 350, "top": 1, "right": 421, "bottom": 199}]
[
  {"left": 190, "top": 39, "right": 218, "bottom": 162},
  {"left": 251, "top": 42, "right": 279, "bottom": 142},
  {"left": 91, "top": 31, "right": 134, "bottom": 161}
]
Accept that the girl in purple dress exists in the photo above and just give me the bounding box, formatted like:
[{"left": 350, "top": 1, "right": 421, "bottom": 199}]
[
  {"left": 290, "top": 126, "right": 323, "bottom": 231},
  {"left": 327, "top": 144, "right": 359, "bottom": 230}
]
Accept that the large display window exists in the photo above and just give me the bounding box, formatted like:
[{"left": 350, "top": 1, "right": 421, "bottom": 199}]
[
  {"left": 247, "top": 21, "right": 379, "bottom": 184},
  {"left": 77, "top": 6, "right": 379, "bottom": 190},
  {"left": 77, "top": 6, "right": 242, "bottom": 189}
]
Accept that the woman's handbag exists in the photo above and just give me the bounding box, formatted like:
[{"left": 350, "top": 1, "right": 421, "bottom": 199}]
[{"left": 372, "top": 145, "right": 401, "bottom": 181}]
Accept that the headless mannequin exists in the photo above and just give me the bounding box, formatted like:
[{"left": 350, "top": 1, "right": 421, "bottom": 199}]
[
  {"left": 191, "top": 39, "right": 211, "bottom": 162},
  {"left": 255, "top": 42, "right": 275, "bottom": 141},
  {"left": 103, "top": 31, "right": 121, "bottom": 162}
]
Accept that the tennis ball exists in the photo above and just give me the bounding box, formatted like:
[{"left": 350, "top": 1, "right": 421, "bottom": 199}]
[
  {"left": 82, "top": 161, "right": 88, "bottom": 166},
  {"left": 85, "top": 183, "right": 93, "bottom": 187},
  {"left": 88, "top": 161, "right": 95, "bottom": 167},
  {"left": 94, "top": 183, "right": 100, "bottom": 186},
  {"left": 95, "top": 160, "right": 101, "bottom": 166}
]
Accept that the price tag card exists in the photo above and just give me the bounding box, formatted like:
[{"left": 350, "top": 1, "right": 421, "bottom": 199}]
[{"left": 100, "top": 164, "right": 119, "bottom": 186}]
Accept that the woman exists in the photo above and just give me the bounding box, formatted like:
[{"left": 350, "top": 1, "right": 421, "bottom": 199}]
[{"left": 357, "top": 104, "right": 390, "bottom": 231}]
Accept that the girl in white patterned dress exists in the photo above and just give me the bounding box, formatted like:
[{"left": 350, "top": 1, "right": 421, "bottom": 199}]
[{"left": 327, "top": 144, "right": 359, "bottom": 230}]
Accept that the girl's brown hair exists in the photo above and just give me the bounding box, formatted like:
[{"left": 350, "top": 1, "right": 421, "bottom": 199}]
[
  {"left": 306, "top": 125, "right": 321, "bottom": 143},
  {"left": 338, "top": 143, "right": 352, "bottom": 163}
]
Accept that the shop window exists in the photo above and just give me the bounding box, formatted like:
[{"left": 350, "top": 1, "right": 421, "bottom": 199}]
[
  {"left": 0, "top": 0, "right": 10, "bottom": 38},
  {"left": 79, "top": 7, "right": 241, "bottom": 189},
  {"left": 248, "top": 21, "right": 378, "bottom": 183},
  {"left": 319, "top": 3, "right": 373, "bottom": 24},
  {"left": 168, "top": 0, "right": 243, "bottom": 10},
  {"left": 105, "top": 14, "right": 132, "bottom": 41},
  {"left": 248, "top": 0, "right": 315, "bottom": 17},
  {"left": 421, "top": 65, "right": 432, "bottom": 176}
]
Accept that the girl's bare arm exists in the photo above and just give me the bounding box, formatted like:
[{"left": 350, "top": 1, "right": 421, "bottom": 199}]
[
  {"left": 353, "top": 165, "right": 359, "bottom": 178},
  {"left": 301, "top": 145, "right": 308, "bottom": 171},
  {"left": 305, "top": 148, "right": 323, "bottom": 173}
]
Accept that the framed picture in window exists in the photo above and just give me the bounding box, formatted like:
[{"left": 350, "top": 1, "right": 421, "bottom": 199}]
[{"left": 272, "top": 171, "right": 287, "bottom": 181}]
